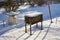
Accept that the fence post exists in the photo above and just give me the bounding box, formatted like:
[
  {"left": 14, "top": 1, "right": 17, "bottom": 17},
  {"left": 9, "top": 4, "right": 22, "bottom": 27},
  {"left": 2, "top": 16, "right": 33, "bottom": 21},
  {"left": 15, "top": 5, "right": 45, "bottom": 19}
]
[{"left": 3, "top": 20, "right": 5, "bottom": 27}]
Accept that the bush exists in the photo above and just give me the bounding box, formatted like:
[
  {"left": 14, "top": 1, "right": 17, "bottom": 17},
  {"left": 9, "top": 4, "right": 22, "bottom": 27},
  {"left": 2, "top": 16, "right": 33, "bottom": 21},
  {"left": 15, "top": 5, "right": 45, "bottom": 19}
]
[
  {"left": 30, "top": 2, "right": 35, "bottom": 7},
  {"left": 37, "top": 0, "right": 45, "bottom": 6}
]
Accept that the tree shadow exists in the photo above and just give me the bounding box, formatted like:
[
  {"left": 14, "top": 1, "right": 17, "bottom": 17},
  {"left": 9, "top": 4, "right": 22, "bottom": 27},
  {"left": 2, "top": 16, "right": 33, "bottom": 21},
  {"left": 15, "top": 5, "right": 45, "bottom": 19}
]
[
  {"left": 0, "top": 20, "right": 25, "bottom": 36},
  {"left": 24, "top": 35, "right": 31, "bottom": 40},
  {"left": 24, "top": 24, "right": 42, "bottom": 40},
  {"left": 34, "top": 30, "right": 41, "bottom": 40},
  {"left": 16, "top": 33, "right": 25, "bottom": 40},
  {"left": 0, "top": 24, "right": 15, "bottom": 36},
  {"left": 32, "top": 24, "right": 42, "bottom": 40},
  {"left": 42, "top": 23, "right": 52, "bottom": 40},
  {"left": 0, "top": 24, "right": 4, "bottom": 30}
]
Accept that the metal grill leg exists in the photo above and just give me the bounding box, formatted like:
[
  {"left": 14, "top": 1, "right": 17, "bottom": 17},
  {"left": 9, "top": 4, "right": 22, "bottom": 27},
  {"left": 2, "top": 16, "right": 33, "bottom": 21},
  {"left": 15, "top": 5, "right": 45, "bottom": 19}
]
[
  {"left": 30, "top": 24, "right": 32, "bottom": 35},
  {"left": 41, "top": 22, "right": 43, "bottom": 30},
  {"left": 25, "top": 23, "right": 27, "bottom": 33}
]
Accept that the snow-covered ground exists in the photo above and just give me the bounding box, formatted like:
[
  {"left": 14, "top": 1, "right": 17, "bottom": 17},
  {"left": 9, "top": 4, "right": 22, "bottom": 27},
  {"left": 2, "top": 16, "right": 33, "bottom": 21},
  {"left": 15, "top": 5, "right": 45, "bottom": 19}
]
[{"left": 0, "top": 4, "right": 60, "bottom": 40}]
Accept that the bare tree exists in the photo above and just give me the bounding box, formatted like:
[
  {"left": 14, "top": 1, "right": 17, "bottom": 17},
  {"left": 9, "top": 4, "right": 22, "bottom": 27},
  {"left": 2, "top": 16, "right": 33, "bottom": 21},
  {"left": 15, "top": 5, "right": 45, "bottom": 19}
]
[{"left": 37, "top": 0, "right": 45, "bottom": 6}]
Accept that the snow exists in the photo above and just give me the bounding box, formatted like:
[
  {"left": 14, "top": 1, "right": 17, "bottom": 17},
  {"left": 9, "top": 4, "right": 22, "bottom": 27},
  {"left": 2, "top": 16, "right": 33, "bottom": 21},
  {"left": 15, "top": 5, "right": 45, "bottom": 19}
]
[
  {"left": 0, "top": 3, "right": 60, "bottom": 40},
  {"left": 6, "top": 11, "right": 19, "bottom": 16},
  {"left": 25, "top": 11, "right": 42, "bottom": 17}
]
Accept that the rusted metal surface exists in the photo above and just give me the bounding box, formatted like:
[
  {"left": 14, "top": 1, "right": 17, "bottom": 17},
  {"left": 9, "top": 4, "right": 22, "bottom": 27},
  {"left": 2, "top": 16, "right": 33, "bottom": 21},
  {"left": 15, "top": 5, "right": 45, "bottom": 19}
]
[{"left": 25, "top": 14, "right": 43, "bottom": 24}]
